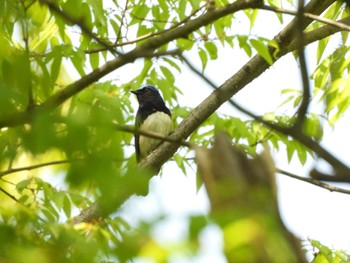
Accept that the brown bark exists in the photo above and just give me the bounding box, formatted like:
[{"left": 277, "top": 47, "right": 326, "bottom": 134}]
[{"left": 196, "top": 132, "right": 307, "bottom": 263}]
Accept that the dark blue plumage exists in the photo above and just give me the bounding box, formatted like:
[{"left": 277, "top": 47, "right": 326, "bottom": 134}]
[{"left": 131, "top": 85, "right": 173, "bottom": 162}]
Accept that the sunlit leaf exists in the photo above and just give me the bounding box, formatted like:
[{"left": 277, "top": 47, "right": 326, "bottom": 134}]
[{"left": 250, "top": 39, "right": 273, "bottom": 65}]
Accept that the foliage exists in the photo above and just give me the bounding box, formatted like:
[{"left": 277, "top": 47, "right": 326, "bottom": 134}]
[
  {"left": 0, "top": 0, "right": 349, "bottom": 262},
  {"left": 310, "top": 239, "right": 350, "bottom": 263}
]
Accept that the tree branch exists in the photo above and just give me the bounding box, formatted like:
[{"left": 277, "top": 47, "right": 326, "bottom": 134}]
[
  {"left": 294, "top": 0, "right": 311, "bottom": 129},
  {"left": 310, "top": 169, "right": 350, "bottom": 183},
  {"left": 260, "top": 5, "right": 350, "bottom": 31},
  {"left": 0, "top": 159, "right": 73, "bottom": 178},
  {"left": 112, "top": 123, "right": 193, "bottom": 148},
  {"left": 115, "top": 0, "right": 129, "bottom": 44},
  {"left": 277, "top": 168, "right": 350, "bottom": 195},
  {"left": 0, "top": 187, "right": 19, "bottom": 202}
]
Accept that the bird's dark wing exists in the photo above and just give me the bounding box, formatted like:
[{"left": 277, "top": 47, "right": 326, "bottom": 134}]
[
  {"left": 153, "top": 99, "right": 171, "bottom": 116},
  {"left": 134, "top": 110, "right": 142, "bottom": 162}
]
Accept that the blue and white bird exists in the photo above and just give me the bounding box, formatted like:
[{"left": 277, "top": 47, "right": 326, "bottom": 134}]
[{"left": 131, "top": 85, "right": 173, "bottom": 162}]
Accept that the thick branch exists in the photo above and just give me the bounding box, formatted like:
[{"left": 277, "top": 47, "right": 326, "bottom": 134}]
[{"left": 294, "top": 0, "right": 310, "bottom": 128}]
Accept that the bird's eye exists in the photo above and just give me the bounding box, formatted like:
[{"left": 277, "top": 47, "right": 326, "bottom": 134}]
[{"left": 144, "top": 88, "right": 149, "bottom": 92}]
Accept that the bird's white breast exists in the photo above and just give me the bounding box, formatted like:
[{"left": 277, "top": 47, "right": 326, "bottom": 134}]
[{"left": 139, "top": 112, "right": 173, "bottom": 159}]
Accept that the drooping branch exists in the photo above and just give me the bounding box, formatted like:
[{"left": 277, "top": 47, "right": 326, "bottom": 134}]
[{"left": 294, "top": 0, "right": 311, "bottom": 128}]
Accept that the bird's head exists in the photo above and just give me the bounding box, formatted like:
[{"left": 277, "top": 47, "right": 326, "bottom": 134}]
[{"left": 131, "top": 85, "right": 163, "bottom": 107}]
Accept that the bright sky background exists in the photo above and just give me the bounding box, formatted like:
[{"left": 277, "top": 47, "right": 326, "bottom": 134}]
[{"left": 114, "top": 6, "right": 350, "bottom": 263}]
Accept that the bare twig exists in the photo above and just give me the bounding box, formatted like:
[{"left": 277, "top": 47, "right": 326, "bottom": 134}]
[
  {"left": 260, "top": 5, "right": 350, "bottom": 31},
  {"left": 0, "top": 159, "right": 74, "bottom": 178},
  {"left": 111, "top": 123, "right": 193, "bottom": 148},
  {"left": 0, "top": 187, "right": 19, "bottom": 202},
  {"left": 115, "top": 0, "right": 129, "bottom": 44},
  {"left": 277, "top": 168, "right": 350, "bottom": 195}
]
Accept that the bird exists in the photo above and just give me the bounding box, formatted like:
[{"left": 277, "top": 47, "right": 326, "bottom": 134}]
[{"left": 131, "top": 85, "right": 173, "bottom": 162}]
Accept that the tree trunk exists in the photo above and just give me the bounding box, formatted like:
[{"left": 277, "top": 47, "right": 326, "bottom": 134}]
[{"left": 196, "top": 132, "right": 307, "bottom": 263}]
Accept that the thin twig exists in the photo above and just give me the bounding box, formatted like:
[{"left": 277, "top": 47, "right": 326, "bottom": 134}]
[
  {"left": 276, "top": 168, "right": 350, "bottom": 195},
  {"left": 260, "top": 5, "right": 350, "bottom": 31},
  {"left": 86, "top": 4, "right": 207, "bottom": 54},
  {"left": 112, "top": 123, "right": 193, "bottom": 148},
  {"left": 115, "top": 0, "right": 129, "bottom": 44},
  {"left": 0, "top": 187, "right": 19, "bottom": 202},
  {"left": 0, "top": 159, "right": 74, "bottom": 178}
]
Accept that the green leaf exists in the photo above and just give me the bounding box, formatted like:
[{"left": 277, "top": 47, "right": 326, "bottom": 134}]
[
  {"left": 162, "top": 57, "right": 181, "bottom": 73},
  {"left": 41, "top": 206, "right": 58, "bottom": 222},
  {"left": 204, "top": 41, "right": 218, "bottom": 60},
  {"left": 16, "top": 179, "right": 30, "bottom": 193},
  {"left": 198, "top": 47, "right": 208, "bottom": 71},
  {"left": 160, "top": 66, "right": 175, "bottom": 82},
  {"left": 296, "top": 143, "right": 307, "bottom": 165},
  {"left": 89, "top": 46, "right": 100, "bottom": 69},
  {"left": 173, "top": 154, "right": 187, "bottom": 175},
  {"left": 237, "top": 35, "right": 252, "bottom": 57},
  {"left": 177, "top": 38, "right": 194, "bottom": 51},
  {"left": 250, "top": 39, "right": 273, "bottom": 65},
  {"left": 130, "top": 5, "right": 150, "bottom": 26},
  {"left": 196, "top": 168, "right": 203, "bottom": 192},
  {"left": 317, "top": 37, "right": 330, "bottom": 64},
  {"left": 244, "top": 9, "right": 259, "bottom": 30},
  {"left": 189, "top": 215, "right": 208, "bottom": 240},
  {"left": 63, "top": 195, "right": 72, "bottom": 218},
  {"left": 286, "top": 141, "right": 295, "bottom": 163},
  {"left": 51, "top": 54, "right": 62, "bottom": 85},
  {"left": 70, "top": 51, "right": 86, "bottom": 76},
  {"left": 52, "top": 191, "right": 65, "bottom": 210}
]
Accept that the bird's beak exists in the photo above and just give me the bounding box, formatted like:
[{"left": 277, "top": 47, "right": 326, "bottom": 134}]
[{"left": 130, "top": 90, "right": 139, "bottom": 95}]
